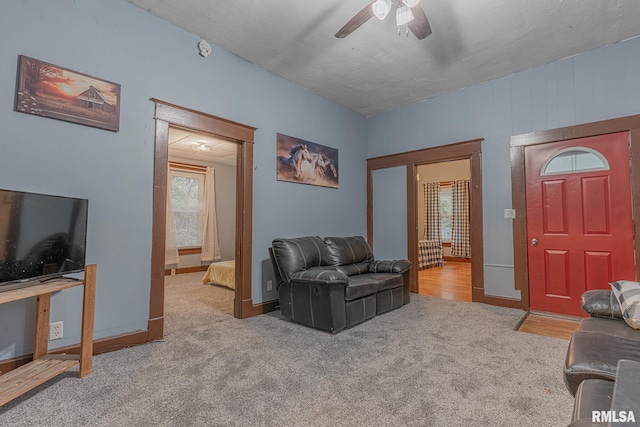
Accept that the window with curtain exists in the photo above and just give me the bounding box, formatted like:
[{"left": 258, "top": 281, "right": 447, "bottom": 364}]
[
  {"left": 423, "top": 183, "right": 454, "bottom": 242},
  {"left": 170, "top": 169, "right": 205, "bottom": 248},
  {"left": 165, "top": 163, "right": 221, "bottom": 266},
  {"left": 439, "top": 186, "right": 453, "bottom": 241}
]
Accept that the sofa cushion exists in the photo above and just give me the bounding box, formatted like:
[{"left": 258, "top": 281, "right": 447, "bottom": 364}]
[
  {"left": 610, "top": 281, "right": 640, "bottom": 329},
  {"left": 370, "top": 259, "right": 412, "bottom": 274},
  {"left": 578, "top": 317, "right": 640, "bottom": 342},
  {"left": 343, "top": 272, "right": 403, "bottom": 302},
  {"left": 571, "top": 379, "right": 614, "bottom": 422},
  {"left": 564, "top": 331, "right": 640, "bottom": 396},
  {"left": 324, "top": 236, "right": 374, "bottom": 266},
  {"left": 332, "top": 262, "right": 370, "bottom": 276},
  {"left": 290, "top": 267, "right": 349, "bottom": 285},
  {"left": 272, "top": 236, "right": 332, "bottom": 282},
  {"left": 359, "top": 272, "right": 403, "bottom": 292},
  {"left": 344, "top": 275, "right": 378, "bottom": 301}
]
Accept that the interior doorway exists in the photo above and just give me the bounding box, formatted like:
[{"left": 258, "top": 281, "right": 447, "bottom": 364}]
[
  {"left": 416, "top": 159, "right": 472, "bottom": 302},
  {"left": 147, "top": 99, "right": 271, "bottom": 342},
  {"left": 164, "top": 126, "right": 238, "bottom": 316},
  {"left": 367, "top": 139, "right": 487, "bottom": 304}
]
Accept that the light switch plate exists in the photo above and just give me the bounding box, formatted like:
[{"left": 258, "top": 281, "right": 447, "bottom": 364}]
[{"left": 504, "top": 209, "right": 516, "bottom": 219}]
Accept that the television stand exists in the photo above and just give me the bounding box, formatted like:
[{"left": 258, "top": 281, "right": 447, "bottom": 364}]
[
  {"left": 39, "top": 275, "right": 82, "bottom": 284},
  {"left": 0, "top": 264, "right": 96, "bottom": 406}
]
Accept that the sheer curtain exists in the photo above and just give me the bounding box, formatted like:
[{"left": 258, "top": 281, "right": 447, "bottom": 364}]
[
  {"left": 423, "top": 182, "right": 441, "bottom": 242},
  {"left": 451, "top": 180, "right": 471, "bottom": 258},
  {"left": 201, "top": 166, "right": 221, "bottom": 262},
  {"left": 165, "top": 170, "right": 180, "bottom": 266}
]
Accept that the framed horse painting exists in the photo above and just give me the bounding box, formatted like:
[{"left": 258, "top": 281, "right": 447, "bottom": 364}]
[{"left": 276, "top": 133, "right": 338, "bottom": 189}]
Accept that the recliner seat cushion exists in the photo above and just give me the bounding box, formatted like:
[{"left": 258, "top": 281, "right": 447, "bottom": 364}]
[
  {"left": 578, "top": 317, "right": 640, "bottom": 342},
  {"left": 571, "top": 379, "right": 614, "bottom": 422},
  {"left": 343, "top": 273, "right": 403, "bottom": 301},
  {"left": 332, "top": 263, "right": 370, "bottom": 276},
  {"left": 365, "top": 272, "right": 403, "bottom": 292},
  {"left": 564, "top": 331, "right": 640, "bottom": 396},
  {"left": 324, "top": 236, "right": 374, "bottom": 266},
  {"left": 272, "top": 236, "right": 332, "bottom": 282},
  {"left": 344, "top": 275, "right": 379, "bottom": 301}
]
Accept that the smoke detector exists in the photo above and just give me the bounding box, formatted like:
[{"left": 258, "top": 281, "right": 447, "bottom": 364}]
[{"left": 197, "top": 39, "right": 211, "bottom": 57}]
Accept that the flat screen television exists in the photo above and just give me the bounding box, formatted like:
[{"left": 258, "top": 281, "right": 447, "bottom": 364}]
[{"left": 0, "top": 188, "right": 88, "bottom": 291}]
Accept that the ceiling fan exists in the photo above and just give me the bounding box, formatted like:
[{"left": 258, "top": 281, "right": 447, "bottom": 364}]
[{"left": 335, "top": 0, "right": 432, "bottom": 40}]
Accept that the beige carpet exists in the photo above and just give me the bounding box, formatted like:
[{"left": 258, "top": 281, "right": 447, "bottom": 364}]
[
  {"left": 0, "top": 274, "right": 573, "bottom": 426},
  {"left": 166, "top": 271, "right": 235, "bottom": 317}
]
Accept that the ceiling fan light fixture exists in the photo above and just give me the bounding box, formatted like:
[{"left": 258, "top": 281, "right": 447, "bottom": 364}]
[
  {"left": 192, "top": 141, "right": 211, "bottom": 152},
  {"left": 396, "top": 5, "right": 414, "bottom": 26},
  {"left": 372, "top": 0, "right": 392, "bottom": 20},
  {"left": 403, "top": 0, "right": 420, "bottom": 7}
]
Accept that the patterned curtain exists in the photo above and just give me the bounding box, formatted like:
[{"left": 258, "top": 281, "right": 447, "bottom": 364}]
[
  {"left": 451, "top": 180, "right": 471, "bottom": 258},
  {"left": 423, "top": 182, "right": 441, "bottom": 242}
]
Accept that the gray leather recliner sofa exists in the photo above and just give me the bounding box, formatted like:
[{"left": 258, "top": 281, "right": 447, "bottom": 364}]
[
  {"left": 565, "top": 290, "right": 640, "bottom": 426},
  {"left": 269, "top": 235, "right": 411, "bottom": 333},
  {"left": 564, "top": 290, "right": 640, "bottom": 396}
]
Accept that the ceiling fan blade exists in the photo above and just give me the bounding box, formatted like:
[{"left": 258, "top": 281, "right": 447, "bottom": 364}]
[
  {"left": 335, "top": 2, "right": 375, "bottom": 38},
  {"left": 408, "top": 5, "right": 432, "bottom": 40}
]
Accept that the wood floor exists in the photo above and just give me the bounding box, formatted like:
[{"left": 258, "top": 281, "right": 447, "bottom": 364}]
[
  {"left": 418, "top": 261, "right": 472, "bottom": 302},
  {"left": 418, "top": 262, "right": 580, "bottom": 339},
  {"left": 517, "top": 314, "right": 580, "bottom": 340}
]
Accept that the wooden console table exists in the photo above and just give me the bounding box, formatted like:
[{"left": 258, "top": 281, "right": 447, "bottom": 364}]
[{"left": 0, "top": 264, "right": 96, "bottom": 406}]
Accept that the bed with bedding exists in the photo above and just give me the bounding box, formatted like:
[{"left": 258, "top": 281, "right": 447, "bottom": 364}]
[{"left": 202, "top": 260, "right": 235, "bottom": 290}]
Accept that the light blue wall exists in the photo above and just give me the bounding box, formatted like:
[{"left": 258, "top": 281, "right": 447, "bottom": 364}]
[
  {"left": 0, "top": 0, "right": 367, "bottom": 358},
  {"left": 367, "top": 36, "right": 640, "bottom": 298},
  {"left": 372, "top": 167, "right": 407, "bottom": 260}
]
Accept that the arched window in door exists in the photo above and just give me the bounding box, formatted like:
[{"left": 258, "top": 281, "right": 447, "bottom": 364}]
[{"left": 541, "top": 146, "right": 610, "bottom": 176}]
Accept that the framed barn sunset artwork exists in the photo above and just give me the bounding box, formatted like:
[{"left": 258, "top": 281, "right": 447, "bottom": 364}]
[
  {"left": 15, "top": 55, "right": 121, "bottom": 131},
  {"left": 276, "top": 133, "right": 338, "bottom": 189}
]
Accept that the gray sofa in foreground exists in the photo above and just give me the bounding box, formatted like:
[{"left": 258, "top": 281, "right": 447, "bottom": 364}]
[{"left": 565, "top": 290, "right": 640, "bottom": 426}]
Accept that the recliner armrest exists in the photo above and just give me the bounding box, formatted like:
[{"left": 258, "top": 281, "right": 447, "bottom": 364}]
[
  {"left": 370, "top": 259, "right": 412, "bottom": 274},
  {"left": 290, "top": 268, "right": 349, "bottom": 285},
  {"left": 581, "top": 289, "right": 623, "bottom": 319}
]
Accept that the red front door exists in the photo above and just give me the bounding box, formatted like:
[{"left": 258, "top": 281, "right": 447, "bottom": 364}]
[{"left": 525, "top": 132, "right": 635, "bottom": 316}]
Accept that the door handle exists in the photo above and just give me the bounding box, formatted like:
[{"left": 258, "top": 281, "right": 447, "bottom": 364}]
[{"left": 530, "top": 238, "right": 538, "bottom": 247}]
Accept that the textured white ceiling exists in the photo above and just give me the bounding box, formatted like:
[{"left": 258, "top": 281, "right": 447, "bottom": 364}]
[
  {"left": 168, "top": 128, "right": 237, "bottom": 166},
  {"left": 126, "top": 0, "right": 640, "bottom": 116}
]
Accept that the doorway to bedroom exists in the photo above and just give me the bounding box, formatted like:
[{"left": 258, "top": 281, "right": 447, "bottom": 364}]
[
  {"left": 148, "top": 100, "right": 264, "bottom": 343},
  {"left": 164, "top": 126, "right": 238, "bottom": 317},
  {"left": 416, "top": 159, "right": 472, "bottom": 302}
]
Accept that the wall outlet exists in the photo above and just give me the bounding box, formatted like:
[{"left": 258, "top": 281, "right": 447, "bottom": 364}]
[
  {"left": 504, "top": 209, "right": 516, "bottom": 219},
  {"left": 49, "top": 321, "right": 63, "bottom": 340},
  {"left": 267, "top": 280, "right": 273, "bottom": 291}
]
